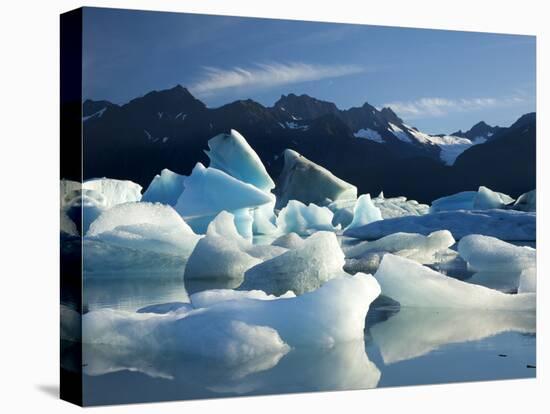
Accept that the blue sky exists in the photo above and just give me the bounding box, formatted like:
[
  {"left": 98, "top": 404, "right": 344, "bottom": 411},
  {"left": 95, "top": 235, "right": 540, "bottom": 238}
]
[{"left": 82, "top": 7, "right": 535, "bottom": 134}]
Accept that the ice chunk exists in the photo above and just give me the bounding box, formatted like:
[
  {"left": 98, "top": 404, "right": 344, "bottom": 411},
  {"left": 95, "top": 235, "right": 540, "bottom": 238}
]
[
  {"left": 276, "top": 200, "right": 336, "bottom": 236},
  {"left": 184, "top": 212, "right": 262, "bottom": 281},
  {"left": 83, "top": 272, "right": 380, "bottom": 374},
  {"left": 275, "top": 149, "right": 357, "bottom": 209},
  {"left": 86, "top": 202, "right": 201, "bottom": 258},
  {"left": 346, "top": 230, "right": 455, "bottom": 265},
  {"left": 174, "top": 163, "right": 272, "bottom": 234},
  {"left": 82, "top": 178, "right": 142, "bottom": 208},
  {"left": 252, "top": 201, "right": 279, "bottom": 236},
  {"left": 430, "top": 191, "right": 477, "bottom": 213},
  {"left": 374, "top": 254, "right": 535, "bottom": 310},
  {"left": 458, "top": 235, "right": 535, "bottom": 272},
  {"left": 345, "top": 209, "right": 535, "bottom": 241},
  {"left": 142, "top": 168, "right": 186, "bottom": 206},
  {"left": 240, "top": 232, "right": 346, "bottom": 295},
  {"left": 431, "top": 187, "right": 514, "bottom": 213},
  {"left": 60, "top": 179, "right": 81, "bottom": 207},
  {"left": 205, "top": 129, "right": 275, "bottom": 192},
  {"left": 371, "top": 308, "right": 535, "bottom": 364},
  {"left": 474, "top": 186, "right": 514, "bottom": 209},
  {"left": 346, "top": 194, "right": 382, "bottom": 230},
  {"left": 512, "top": 190, "right": 536, "bottom": 212},
  {"left": 63, "top": 189, "right": 106, "bottom": 234},
  {"left": 464, "top": 271, "right": 522, "bottom": 293},
  {"left": 518, "top": 268, "right": 536, "bottom": 293},
  {"left": 271, "top": 232, "right": 305, "bottom": 250}
]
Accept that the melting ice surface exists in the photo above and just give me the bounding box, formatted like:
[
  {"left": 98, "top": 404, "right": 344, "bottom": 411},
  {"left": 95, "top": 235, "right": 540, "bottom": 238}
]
[{"left": 61, "top": 130, "right": 536, "bottom": 405}]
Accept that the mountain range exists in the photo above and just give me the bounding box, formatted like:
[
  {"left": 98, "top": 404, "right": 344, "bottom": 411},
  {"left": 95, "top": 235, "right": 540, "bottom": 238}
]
[{"left": 77, "top": 85, "right": 536, "bottom": 203}]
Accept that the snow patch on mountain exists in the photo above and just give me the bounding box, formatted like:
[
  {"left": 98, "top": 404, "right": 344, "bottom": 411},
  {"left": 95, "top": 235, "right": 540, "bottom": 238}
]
[{"left": 354, "top": 128, "right": 384, "bottom": 143}]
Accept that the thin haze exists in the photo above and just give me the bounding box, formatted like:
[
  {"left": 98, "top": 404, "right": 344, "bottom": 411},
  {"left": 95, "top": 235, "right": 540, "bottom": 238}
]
[{"left": 82, "top": 7, "right": 536, "bottom": 134}]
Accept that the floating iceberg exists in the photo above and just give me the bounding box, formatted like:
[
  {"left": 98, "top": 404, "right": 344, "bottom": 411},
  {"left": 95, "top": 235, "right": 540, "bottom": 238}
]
[
  {"left": 83, "top": 273, "right": 381, "bottom": 357},
  {"left": 374, "top": 254, "right": 535, "bottom": 310},
  {"left": 458, "top": 235, "right": 536, "bottom": 272},
  {"left": 205, "top": 129, "right": 275, "bottom": 192},
  {"left": 370, "top": 308, "right": 535, "bottom": 364},
  {"left": 430, "top": 187, "right": 514, "bottom": 213},
  {"left": 276, "top": 200, "right": 336, "bottom": 236},
  {"left": 191, "top": 289, "right": 295, "bottom": 308},
  {"left": 518, "top": 268, "right": 536, "bottom": 293},
  {"left": 86, "top": 202, "right": 201, "bottom": 258},
  {"left": 240, "top": 232, "right": 346, "bottom": 295},
  {"left": 345, "top": 209, "right": 535, "bottom": 241},
  {"left": 275, "top": 149, "right": 357, "bottom": 209},
  {"left": 184, "top": 211, "right": 285, "bottom": 282},
  {"left": 346, "top": 194, "right": 382, "bottom": 230},
  {"left": 511, "top": 190, "right": 536, "bottom": 212},
  {"left": 271, "top": 232, "right": 305, "bottom": 250},
  {"left": 473, "top": 186, "right": 515, "bottom": 209},
  {"left": 141, "top": 168, "right": 186, "bottom": 206},
  {"left": 82, "top": 178, "right": 143, "bottom": 208},
  {"left": 464, "top": 271, "right": 522, "bottom": 293},
  {"left": 174, "top": 163, "right": 272, "bottom": 235},
  {"left": 345, "top": 230, "right": 456, "bottom": 265}
]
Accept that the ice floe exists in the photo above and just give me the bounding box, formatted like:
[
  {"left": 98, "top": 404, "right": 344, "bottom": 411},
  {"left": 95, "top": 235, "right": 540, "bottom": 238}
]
[
  {"left": 275, "top": 149, "right": 357, "bottom": 209},
  {"left": 430, "top": 186, "right": 514, "bottom": 213},
  {"left": 374, "top": 254, "right": 535, "bottom": 310},
  {"left": 345, "top": 209, "right": 535, "bottom": 241},
  {"left": 511, "top": 190, "right": 536, "bottom": 212}
]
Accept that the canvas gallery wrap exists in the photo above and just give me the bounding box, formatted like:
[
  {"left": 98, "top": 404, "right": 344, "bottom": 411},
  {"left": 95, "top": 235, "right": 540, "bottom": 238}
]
[{"left": 60, "top": 6, "right": 537, "bottom": 406}]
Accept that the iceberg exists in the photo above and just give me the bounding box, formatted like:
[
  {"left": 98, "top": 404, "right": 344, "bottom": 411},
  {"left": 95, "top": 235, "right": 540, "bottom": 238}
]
[
  {"left": 430, "top": 187, "right": 514, "bottom": 213},
  {"left": 63, "top": 189, "right": 106, "bottom": 234},
  {"left": 344, "top": 209, "right": 536, "bottom": 241},
  {"left": 174, "top": 163, "right": 272, "bottom": 235},
  {"left": 274, "top": 149, "right": 357, "bottom": 209},
  {"left": 83, "top": 272, "right": 381, "bottom": 351},
  {"left": 86, "top": 202, "right": 201, "bottom": 258},
  {"left": 205, "top": 129, "right": 275, "bottom": 192},
  {"left": 346, "top": 194, "right": 382, "bottom": 230},
  {"left": 473, "top": 186, "right": 515, "bottom": 209},
  {"left": 511, "top": 190, "right": 536, "bottom": 212},
  {"left": 191, "top": 289, "right": 296, "bottom": 309},
  {"left": 271, "top": 232, "right": 305, "bottom": 250},
  {"left": 374, "top": 254, "right": 535, "bottom": 310},
  {"left": 141, "top": 168, "right": 186, "bottom": 206},
  {"left": 184, "top": 211, "right": 286, "bottom": 281},
  {"left": 240, "top": 232, "right": 346, "bottom": 295},
  {"left": 82, "top": 178, "right": 143, "bottom": 208},
  {"left": 370, "top": 308, "right": 535, "bottom": 364},
  {"left": 276, "top": 200, "right": 336, "bottom": 236},
  {"left": 518, "top": 268, "right": 536, "bottom": 293},
  {"left": 458, "top": 235, "right": 535, "bottom": 272},
  {"left": 345, "top": 230, "right": 456, "bottom": 265}
]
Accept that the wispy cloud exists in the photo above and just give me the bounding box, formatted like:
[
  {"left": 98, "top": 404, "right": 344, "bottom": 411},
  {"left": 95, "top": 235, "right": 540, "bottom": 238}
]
[
  {"left": 384, "top": 96, "right": 526, "bottom": 119},
  {"left": 190, "top": 62, "right": 364, "bottom": 95}
]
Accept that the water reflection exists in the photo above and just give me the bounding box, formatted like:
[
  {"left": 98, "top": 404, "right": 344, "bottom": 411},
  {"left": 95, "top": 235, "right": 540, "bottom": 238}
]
[
  {"left": 370, "top": 308, "right": 535, "bottom": 364},
  {"left": 82, "top": 339, "right": 379, "bottom": 405}
]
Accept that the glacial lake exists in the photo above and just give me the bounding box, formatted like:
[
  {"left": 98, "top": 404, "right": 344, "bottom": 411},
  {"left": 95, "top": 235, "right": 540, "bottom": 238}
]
[{"left": 76, "top": 272, "right": 536, "bottom": 406}]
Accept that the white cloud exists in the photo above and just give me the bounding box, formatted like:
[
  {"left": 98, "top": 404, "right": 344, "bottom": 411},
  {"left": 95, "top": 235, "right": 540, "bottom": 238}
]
[
  {"left": 190, "top": 62, "right": 364, "bottom": 95},
  {"left": 384, "top": 96, "right": 526, "bottom": 119}
]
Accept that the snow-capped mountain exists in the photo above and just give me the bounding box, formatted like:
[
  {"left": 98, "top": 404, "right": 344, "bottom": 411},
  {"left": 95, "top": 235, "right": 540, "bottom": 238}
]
[{"left": 78, "top": 85, "right": 535, "bottom": 203}]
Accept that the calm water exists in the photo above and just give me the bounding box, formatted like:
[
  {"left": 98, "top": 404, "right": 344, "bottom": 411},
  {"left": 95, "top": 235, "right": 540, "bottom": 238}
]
[{"left": 74, "top": 271, "right": 536, "bottom": 406}]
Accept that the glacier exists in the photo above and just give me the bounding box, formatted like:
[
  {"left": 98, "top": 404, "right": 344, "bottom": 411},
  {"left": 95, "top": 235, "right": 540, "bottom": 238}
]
[
  {"left": 374, "top": 254, "right": 535, "bottom": 310},
  {"left": 275, "top": 149, "right": 357, "bottom": 209}
]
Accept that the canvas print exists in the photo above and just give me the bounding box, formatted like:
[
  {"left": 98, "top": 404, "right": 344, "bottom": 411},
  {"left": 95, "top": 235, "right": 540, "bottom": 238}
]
[{"left": 60, "top": 7, "right": 536, "bottom": 406}]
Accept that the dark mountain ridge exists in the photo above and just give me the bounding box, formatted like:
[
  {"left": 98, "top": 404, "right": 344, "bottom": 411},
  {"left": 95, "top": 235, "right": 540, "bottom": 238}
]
[{"left": 79, "top": 86, "right": 535, "bottom": 203}]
